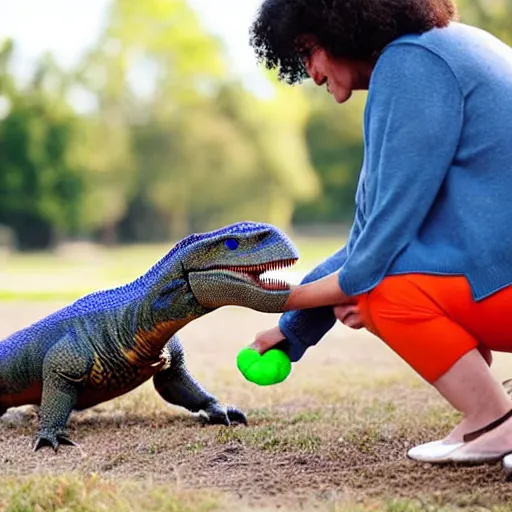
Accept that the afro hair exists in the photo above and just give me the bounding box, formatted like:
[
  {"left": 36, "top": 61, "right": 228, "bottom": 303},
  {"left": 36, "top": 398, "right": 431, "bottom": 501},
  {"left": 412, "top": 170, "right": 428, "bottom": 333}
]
[{"left": 250, "top": 0, "right": 458, "bottom": 84}]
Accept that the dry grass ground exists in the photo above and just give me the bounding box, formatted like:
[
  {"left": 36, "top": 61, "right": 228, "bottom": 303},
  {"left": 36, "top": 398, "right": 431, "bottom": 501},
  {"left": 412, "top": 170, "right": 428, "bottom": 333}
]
[{"left": 2, "top": 302, "right": 512, "bottom": 511}]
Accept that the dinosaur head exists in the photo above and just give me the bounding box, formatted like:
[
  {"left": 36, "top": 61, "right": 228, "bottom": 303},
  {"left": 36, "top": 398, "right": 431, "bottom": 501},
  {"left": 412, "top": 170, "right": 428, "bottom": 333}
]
[{"left": 177, "top": 222, "right": 299, "bottom": 313}]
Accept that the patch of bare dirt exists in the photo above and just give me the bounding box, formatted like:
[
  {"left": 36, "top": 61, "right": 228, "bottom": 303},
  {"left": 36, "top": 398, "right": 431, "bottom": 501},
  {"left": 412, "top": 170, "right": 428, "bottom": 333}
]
[{"left": 2, "top": 412, "right": 511, "bottom": 508}]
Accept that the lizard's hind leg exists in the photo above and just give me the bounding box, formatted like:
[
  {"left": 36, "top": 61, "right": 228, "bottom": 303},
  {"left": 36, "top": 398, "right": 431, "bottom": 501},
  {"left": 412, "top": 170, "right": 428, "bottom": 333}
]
[
  {"left": 153, "top": 336, "right": 247, "bottom": 426},
  {"left": 34, "top": 336, "right": 93, "bottom": 452}
]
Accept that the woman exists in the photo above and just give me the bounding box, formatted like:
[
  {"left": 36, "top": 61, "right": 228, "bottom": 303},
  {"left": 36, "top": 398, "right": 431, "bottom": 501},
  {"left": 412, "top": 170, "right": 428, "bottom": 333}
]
[{"left": 248, "top": 0, "right": 512, "bottom": 470}]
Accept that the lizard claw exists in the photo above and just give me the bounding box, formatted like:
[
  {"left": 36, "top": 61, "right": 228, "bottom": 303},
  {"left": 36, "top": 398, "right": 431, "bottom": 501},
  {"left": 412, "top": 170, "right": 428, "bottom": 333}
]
[
  {"left": 201, "top": 402, "right": 247, "bottom": 426},
  {"left": 227, "top": 406, "right": 248, "bottom": 425},
  {"left": 33, "top": 430, "right": 77, "bottom": 452},
  {"left": 202, "top": 403, "right": 230, "bottom": 426}
]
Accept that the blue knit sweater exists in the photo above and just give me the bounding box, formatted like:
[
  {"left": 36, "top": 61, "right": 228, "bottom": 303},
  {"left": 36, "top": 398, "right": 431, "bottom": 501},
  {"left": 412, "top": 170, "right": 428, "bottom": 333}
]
[{"left": 280, "top": 22, "right": 512, "bottom": 362}]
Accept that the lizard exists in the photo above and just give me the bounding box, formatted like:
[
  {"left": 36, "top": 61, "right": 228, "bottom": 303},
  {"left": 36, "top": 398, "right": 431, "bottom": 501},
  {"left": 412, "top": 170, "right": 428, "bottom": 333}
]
[{"left": 0, "top": 221, "right": 298, "bottom": 451}]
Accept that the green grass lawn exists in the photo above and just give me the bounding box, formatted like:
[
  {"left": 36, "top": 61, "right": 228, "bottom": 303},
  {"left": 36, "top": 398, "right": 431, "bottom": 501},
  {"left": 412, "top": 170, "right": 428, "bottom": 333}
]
[{"left": 4, "top": 473, "right": 509, "bottom": 512}]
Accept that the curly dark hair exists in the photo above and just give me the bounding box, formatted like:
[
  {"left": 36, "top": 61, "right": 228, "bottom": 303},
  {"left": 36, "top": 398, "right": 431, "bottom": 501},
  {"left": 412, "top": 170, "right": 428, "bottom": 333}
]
[{"left": 249, "top": 0, "right": 458, "bottom": 84}]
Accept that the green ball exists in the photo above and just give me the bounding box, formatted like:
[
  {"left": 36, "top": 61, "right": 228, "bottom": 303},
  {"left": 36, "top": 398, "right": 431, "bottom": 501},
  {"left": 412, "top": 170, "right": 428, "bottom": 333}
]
[{"left": 237, "top": 347, "right": 292, "bottom": 386}]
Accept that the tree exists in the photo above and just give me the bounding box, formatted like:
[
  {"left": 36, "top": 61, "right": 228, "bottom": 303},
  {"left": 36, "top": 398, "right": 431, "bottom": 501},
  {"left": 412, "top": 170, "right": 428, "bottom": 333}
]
[
  {"left": 0, "top": 41, "right": 84, "bottom": 249},
  {"left": 78, "top": 0, "right": 320, "bottom": 240},
  {"left": 75, "top": 0, "right": 228, "bottom": 241},
  {"left": 457, "top": 0, "right": 512, "bottom": 45},
  {"left": 294, "top": 88, "right": 366, "bottom": 225},
  {"left": 215, "top": 81, "right": 320, "bottom": 228}
]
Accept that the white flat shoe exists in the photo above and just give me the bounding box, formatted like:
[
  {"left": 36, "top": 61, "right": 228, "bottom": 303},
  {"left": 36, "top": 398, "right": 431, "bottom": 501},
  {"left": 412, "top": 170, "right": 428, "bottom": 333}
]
[
  {"left": 502, "top": 453, "right": 512, "bottom": 474},
  {"left": 409, "top": 409, "right": 512, "bottom": 467},
  {"left": 449, "top": 408, "right": 512, "bottom": 466},
  {"left": 447, "top": 447, "right": 507, "bottom": 464},
  {"left": 407, "top": 440, "right": 464, "bottom": 463}
]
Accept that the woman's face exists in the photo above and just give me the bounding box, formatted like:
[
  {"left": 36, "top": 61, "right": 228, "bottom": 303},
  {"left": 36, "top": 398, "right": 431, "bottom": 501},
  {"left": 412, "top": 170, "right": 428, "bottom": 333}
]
[{"left": 304, "top": 46, "right": 372, "bottom": 103}]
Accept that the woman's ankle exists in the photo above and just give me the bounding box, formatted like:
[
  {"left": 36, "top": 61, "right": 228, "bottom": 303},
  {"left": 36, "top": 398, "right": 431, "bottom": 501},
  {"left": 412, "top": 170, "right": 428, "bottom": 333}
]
[
  {"left": 444, "top": 406, "right": 512, "bottom": 443},
  {"left": 433, "top": 349, "right": 512, "bottom": 436},
  {"left": 444, "top": 418, "right": 476, "bottom": 443}
]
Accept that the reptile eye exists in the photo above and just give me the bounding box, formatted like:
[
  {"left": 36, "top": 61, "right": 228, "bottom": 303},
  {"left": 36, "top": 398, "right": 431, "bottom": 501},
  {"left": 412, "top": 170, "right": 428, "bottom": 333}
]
[{"left": 224, "top": 238, "right": 239, "bottom": 250}]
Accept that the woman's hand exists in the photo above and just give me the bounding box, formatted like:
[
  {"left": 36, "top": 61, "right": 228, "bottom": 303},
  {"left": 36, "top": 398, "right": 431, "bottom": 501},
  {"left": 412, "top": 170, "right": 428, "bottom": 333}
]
[
  {"left": 334, "top": 304, "right": 364, "bottom": 329},
  {"left": 249, "top": 304, "right": 364, "bottom": 360},
  {"left": 250, "top": 325, "right": 286, "bottom": 354}
]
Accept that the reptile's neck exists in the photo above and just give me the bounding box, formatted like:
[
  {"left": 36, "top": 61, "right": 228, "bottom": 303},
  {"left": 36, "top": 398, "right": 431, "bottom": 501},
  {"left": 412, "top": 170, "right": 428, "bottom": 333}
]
[
  {"left": 121, "top": 315, "right": 195, "bottom": 368},
  {"left": 119, "top": 255, "right": 207, "bottom": 366}
]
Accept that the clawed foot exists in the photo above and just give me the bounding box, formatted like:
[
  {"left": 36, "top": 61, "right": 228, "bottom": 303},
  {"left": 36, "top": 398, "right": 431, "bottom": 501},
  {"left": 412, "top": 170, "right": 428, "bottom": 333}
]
[
  {"left": 226, "top": 406, "right": 248, "bottom": 425},
  {"left": 201, "top": 402, "right": 247, "bottom": 426},
  {"left": 33, "top": 430, "right": 78, "bottom": 452}
]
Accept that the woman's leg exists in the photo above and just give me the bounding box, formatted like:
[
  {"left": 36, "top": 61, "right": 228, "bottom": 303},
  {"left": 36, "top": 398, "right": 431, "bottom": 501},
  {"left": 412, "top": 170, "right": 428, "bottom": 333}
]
[
  {"left": 433, "top": 349, "right": 511, "bottom": 443},
  {"left": 357, "top": 275, "right": 512, "bottom": 462}
]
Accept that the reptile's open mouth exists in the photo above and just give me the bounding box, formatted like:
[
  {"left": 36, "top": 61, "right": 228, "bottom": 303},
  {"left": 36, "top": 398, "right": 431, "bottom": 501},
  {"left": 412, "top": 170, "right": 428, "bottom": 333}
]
[{"left": 207, "top": 258, "right": 298, "bottom": 291}]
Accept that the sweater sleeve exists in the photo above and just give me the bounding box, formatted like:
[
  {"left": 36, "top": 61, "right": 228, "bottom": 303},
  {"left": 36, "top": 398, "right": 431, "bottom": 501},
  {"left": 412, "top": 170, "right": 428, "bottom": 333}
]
[{"left": 339, "top": 45, "right": 464, "bottom": 296}]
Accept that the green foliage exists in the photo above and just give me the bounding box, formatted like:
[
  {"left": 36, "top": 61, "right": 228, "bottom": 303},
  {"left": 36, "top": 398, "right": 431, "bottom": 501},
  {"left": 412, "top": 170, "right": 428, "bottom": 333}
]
[
  {"left": 76, "top": 0, "right": 318, "bottom": 241},
  {"left": 0, "top": 42, "right": 84, "bottom": 249},
  {"left": 457, "top": 0, "right": 512, "bottom": 45},
  {"left": 294, "top": 88, "right": 365, "bottom": 225}
]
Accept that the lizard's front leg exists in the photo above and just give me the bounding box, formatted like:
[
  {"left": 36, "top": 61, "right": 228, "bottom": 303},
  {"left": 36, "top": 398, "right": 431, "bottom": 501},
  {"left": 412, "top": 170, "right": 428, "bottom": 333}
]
[
  {"left": 153, "top": 336, "right": 247, "bottom": 426},
  {"left": 35, "top": 338, "right": 92, "bottom": 452}
]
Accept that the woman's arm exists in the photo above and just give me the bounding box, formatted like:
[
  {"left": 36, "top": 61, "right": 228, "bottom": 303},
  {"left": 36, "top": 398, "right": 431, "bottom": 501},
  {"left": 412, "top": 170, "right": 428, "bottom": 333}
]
[{"left": 284, "top": 269, "right": 353, "bottom": 310}]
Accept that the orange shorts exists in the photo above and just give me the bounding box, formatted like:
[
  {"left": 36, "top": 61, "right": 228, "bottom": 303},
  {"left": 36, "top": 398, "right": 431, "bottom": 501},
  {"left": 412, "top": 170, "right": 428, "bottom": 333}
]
[{"left": 356, "top": 274, "right": 512, "bottom": 384}]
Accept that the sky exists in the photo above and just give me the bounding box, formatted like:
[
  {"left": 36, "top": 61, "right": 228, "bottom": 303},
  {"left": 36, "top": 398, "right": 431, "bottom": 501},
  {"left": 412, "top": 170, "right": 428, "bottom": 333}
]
[{"left": 0, "top": 0, "right": 268, "bottom": 94}]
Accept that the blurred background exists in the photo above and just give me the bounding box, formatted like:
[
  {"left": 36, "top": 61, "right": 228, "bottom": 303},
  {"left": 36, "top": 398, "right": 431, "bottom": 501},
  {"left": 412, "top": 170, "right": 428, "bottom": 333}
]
[{"left": 0, "top": 0, "right": 511, "bottom": 297}]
